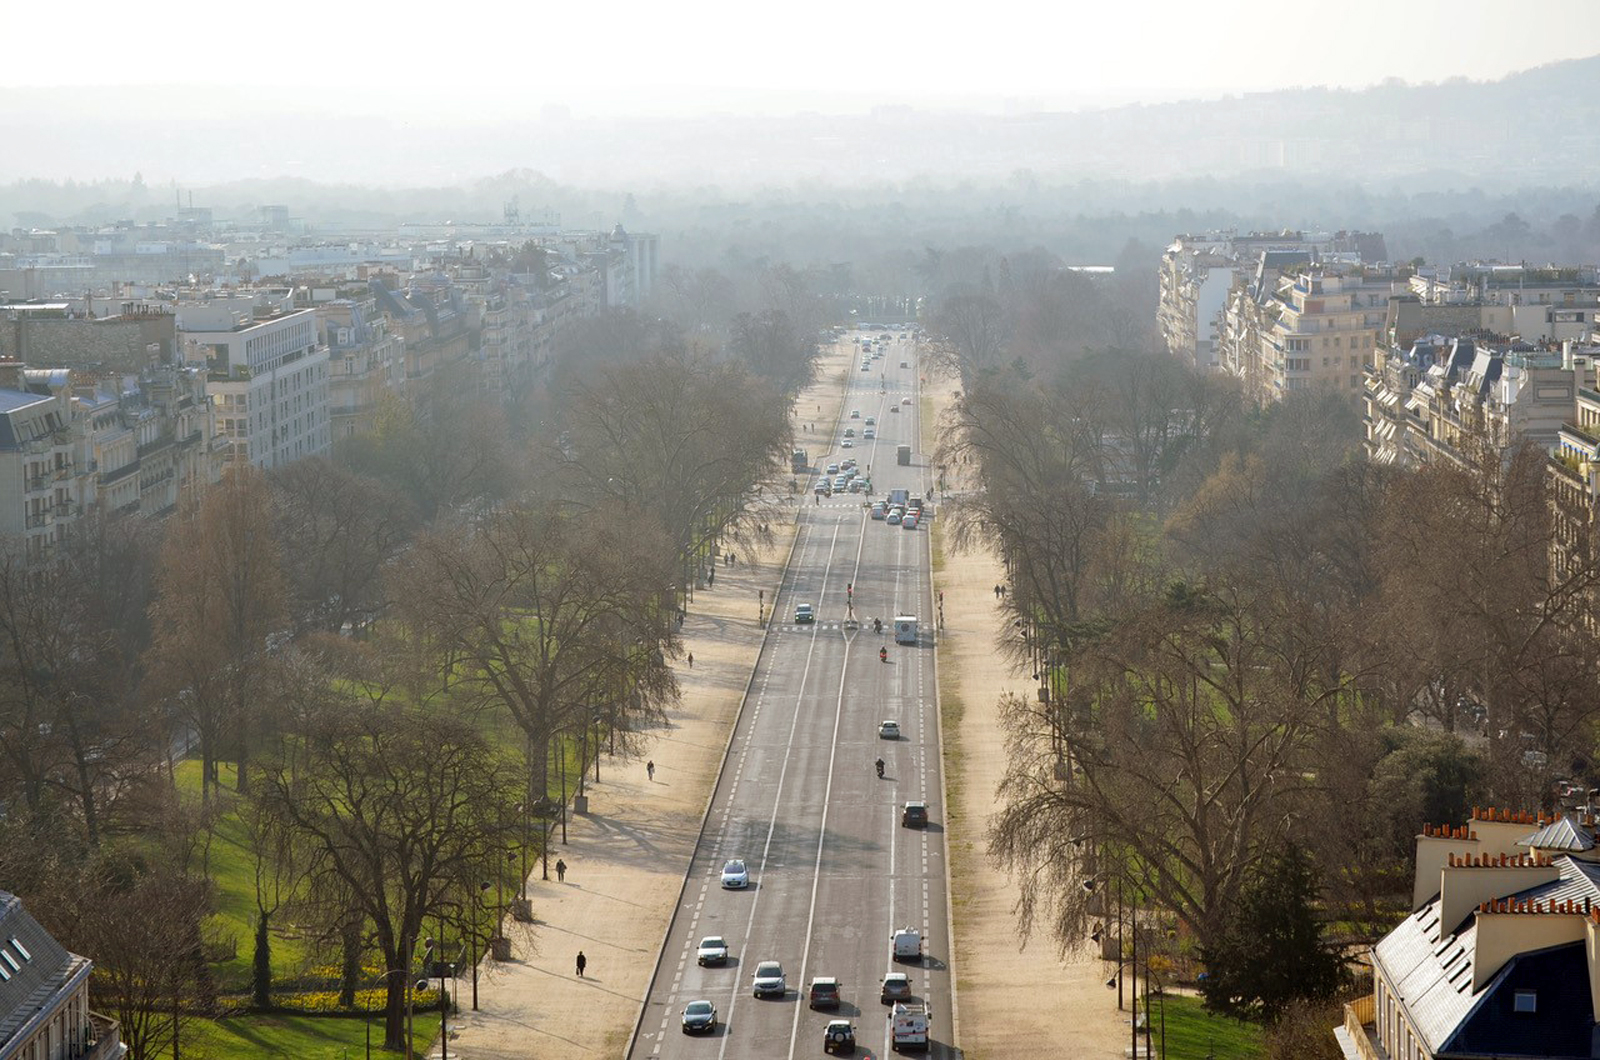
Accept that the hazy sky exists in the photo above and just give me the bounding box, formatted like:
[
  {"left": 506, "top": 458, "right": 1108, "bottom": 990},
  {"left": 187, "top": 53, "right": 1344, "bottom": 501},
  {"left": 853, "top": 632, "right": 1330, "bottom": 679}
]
[{"left": 6, "top": 0, "right": 1600, "bottom": 115}]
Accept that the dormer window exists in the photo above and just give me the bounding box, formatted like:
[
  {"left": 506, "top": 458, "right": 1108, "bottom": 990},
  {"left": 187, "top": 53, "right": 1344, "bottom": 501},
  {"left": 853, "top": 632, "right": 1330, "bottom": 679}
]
[{"left": 1513, "top": 989, "right": 1537, "bottom": 1013}]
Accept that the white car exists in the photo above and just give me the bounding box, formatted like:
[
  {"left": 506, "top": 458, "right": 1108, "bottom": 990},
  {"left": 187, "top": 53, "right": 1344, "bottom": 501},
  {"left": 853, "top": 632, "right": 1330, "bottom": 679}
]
[
  {"left": 879, "top": 720, "right": 901, "bottom": 739},
  {"left": 697, "top": 935, "right": 730, "bottom": 965},
  {"left": 842, "top": 439, "right": 854, "bottom": 448},
  {"left": 721, "top": 858, "right": 750, "bottom": 889},
  {"left": 901, "top": 397, "right": 913, "bottom": 405},
  {"left": 863, "top": 428, "right": 876, "bottom": 439},
  {"left": 753, "top": 960, "right": 787, "bottom": 998}
]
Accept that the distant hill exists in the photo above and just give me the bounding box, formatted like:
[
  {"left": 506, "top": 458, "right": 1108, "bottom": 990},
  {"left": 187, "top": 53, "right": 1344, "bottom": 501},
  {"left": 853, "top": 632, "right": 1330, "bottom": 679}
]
[{"left": 0, "top": 57, "right": 1597, "bottom": 188}]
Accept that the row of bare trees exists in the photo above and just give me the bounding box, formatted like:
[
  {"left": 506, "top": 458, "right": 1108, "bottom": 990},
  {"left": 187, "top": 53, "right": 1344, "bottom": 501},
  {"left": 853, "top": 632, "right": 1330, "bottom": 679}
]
[
  {"left": 0, "top": 324, "right": 802, "bottom": 1054},
  {"left": 943, "top": 351, "right": 1600, "bottom": 973}
]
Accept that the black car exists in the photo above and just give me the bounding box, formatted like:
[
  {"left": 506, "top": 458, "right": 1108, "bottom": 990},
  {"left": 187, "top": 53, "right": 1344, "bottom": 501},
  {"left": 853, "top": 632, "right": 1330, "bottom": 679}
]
[
  {"left": 902, "top": 801, "right": 929, "bottom": 827},
  {"left": 681, "top": 999, "right": 717, "bottom": 1034}
]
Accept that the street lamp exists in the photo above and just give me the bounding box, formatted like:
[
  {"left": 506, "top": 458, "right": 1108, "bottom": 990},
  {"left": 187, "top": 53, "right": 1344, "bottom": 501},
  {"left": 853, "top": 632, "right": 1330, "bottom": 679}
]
[
  {"left": 471, "top": 880, "right": 491, "bottom": 1011},
  {"left": 422, "top": 938, "right": 449, "bottom": 1060}
]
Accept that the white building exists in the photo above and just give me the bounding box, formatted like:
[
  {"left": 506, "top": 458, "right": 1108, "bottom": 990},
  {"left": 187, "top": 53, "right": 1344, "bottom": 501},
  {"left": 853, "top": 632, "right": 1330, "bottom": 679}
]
[{"left": 178, "top": 294, "right": 329, "bottom": 470}]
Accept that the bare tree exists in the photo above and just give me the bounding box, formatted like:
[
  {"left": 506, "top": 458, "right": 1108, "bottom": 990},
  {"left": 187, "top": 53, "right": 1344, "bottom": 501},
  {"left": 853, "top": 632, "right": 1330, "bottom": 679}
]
[
  {"left": 391, "top": 504, "right": 678, "bottom": 797},
  {"left": 257, "top": 704, "right": 518, "bottom": 1051},
  {"left": 145, "top": 467, "right": 288, "bottom": 800}
]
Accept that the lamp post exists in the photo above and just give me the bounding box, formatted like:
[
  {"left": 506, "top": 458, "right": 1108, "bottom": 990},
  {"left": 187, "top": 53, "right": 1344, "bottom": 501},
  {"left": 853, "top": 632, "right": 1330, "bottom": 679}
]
[
  {"left": 360, "top": 973, "right": 416, "bottom": 1060},
  {"left": 471, "top": 880, "right": 490, "bottom": 1010},
  {"left": 423, "top": 938, "right": 448, "bottom": 1060}
]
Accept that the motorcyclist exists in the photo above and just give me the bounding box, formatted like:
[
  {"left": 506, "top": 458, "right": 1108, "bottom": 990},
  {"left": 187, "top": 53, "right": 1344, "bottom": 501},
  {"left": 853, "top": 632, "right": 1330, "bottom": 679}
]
[
  {"left": 875, "top": 757, "right": 885, "bottom": 778},
  {"left": 879, "top": 646, "right": 888, "bottom": 662},
  {"left": 873, "top": 617, "right": 883, "bottom": 634}
]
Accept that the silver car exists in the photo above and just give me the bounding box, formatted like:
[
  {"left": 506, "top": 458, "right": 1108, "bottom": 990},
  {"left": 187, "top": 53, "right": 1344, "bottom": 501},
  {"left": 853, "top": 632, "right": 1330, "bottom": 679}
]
[
  {"left": 697, "top": 935, "right": 729, "bottom": 965},
  {"left": 753, "top": 960, "right": 787, "bottom": 998}
]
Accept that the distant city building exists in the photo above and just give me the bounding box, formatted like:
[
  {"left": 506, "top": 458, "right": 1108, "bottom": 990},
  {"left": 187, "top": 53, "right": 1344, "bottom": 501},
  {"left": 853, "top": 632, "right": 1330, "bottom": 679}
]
[
  {"left": 317, "top": 298, "right": 405, "bottom": 441},
  {"left": 0, "top": 889, "right": 124, "bottom": 1060},
  {"left": 178, "top": 291, "right": 329, "bottom": 470},
  {"left": 1158, "top": 229, "right": 1387, "bottom": 369}
]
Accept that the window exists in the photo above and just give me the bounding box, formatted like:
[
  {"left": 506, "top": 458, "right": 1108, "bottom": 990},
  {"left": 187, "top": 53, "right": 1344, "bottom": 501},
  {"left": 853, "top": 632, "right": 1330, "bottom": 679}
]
[{"left": 1514, "top": 990, "right": 1537, "bottom": 1013}]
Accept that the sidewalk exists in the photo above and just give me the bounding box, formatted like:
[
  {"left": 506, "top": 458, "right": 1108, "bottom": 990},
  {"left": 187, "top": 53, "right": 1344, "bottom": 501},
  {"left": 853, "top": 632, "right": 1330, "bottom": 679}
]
[
  {"left": 442, "top": 343, "right": 854, "bottom": 1059},
  {"left": 926, "top": 365, "right": 1131, "bottom": 1060}
]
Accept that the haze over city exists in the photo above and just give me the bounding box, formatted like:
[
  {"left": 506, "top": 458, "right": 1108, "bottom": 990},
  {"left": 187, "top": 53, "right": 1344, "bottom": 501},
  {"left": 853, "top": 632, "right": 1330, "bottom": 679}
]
[{"left": 3, "top": 8, "right": 1600, "bottom": 1060}]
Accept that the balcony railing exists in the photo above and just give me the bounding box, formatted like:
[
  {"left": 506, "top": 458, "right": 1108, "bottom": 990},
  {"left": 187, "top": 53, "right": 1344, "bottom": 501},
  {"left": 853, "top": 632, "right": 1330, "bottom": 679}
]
[
  {"left": 1341, "top": 996, "right": 1386, "bottom": 1060},
  {"left": 74, "top": 1011, "right": 123, "bottom": 1060}
]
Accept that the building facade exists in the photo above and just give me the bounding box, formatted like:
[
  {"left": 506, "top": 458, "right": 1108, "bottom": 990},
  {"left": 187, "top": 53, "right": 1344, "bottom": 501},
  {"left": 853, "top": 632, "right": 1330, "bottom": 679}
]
[
  {"left": 0, "top": 890, "right": 122, "bottom": 1060},
  {"left": 1339, "top": 807, "right": 1600, "bottom": 1060},
  {"left": 178, "top": 294, "right": 329, "bottom": 470}
]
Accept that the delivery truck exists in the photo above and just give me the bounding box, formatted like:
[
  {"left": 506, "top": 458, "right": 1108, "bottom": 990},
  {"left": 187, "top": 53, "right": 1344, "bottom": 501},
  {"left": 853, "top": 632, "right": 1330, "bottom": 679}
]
[{"left": 894, "top": 615, "right": 918, "bottom": 646}]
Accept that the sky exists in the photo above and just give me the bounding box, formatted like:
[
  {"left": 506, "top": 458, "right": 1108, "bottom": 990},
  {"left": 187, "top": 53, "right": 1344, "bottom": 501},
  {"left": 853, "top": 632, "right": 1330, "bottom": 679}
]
[{"left": 4, "top": 0, "right": 1600, "bottom": 116}]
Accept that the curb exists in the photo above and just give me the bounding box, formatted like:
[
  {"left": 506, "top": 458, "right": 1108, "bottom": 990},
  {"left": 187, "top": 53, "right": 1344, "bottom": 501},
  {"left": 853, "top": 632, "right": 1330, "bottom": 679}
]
[{"left": 922, "top": 357, "right": 963, "bottom": 1053}]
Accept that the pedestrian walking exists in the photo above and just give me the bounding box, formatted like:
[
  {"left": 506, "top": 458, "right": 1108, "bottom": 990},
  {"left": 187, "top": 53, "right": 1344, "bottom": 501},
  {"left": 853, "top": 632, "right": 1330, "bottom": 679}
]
[
  {"left": 576, "top": 951, "right": 587, "bottom": 978},
  {"left": 555, "top": 858, "right": 567, "bottom": 882},
  {"left": 708, "top": 567, "right": 715, "bottom": 587},
  {"left": 678, "top": 610, "right": 686, "bottom": 628},
  {"left": 647, "top": 760, "right": 656, "bottom": 782},
  {"left": 687, "top": 652, "right": 694, "bottom": 669}
]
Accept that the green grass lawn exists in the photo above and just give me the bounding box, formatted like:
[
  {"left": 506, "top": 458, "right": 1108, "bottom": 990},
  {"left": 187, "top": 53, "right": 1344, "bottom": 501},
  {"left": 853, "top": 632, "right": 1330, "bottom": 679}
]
[
  {"left": 174, "top": 760, "right": 312, "bottom": 991},
  {"left": 188, "top": 1012, "right": 441, "bottom": 1060},
  {"left": 1155, "top": 994, "right": 1264, "bottom": 1059}
]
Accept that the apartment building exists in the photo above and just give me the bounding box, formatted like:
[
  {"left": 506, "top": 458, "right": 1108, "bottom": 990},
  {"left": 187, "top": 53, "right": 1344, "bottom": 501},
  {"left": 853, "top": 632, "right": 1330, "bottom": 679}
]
[
  {"left": 1159, "top": 229, "right": 1387, "bottom": 369},
  {"left": 317, "top": 299, "right": 404, "bottom": 441},
  {"left": 1255, "top": 264, "right": 1399, "bottom": 404},
  {"left": 178, "top": 292, "right": 329, "bottom": 470},
  {"left": 1364, "top": 337, "right": 1585, "bottom": 468},
  {"left": 1338, "top": 806, "right": 1600, "bottom": 1060},
  {"left": 0, "top": 891, "right": 123, "bottom": 1060},
  {"left": 80, "top": 364, "right": 223, "bottom": 515},
  {"left": 0, "top": 367, "right": 88, "bottom": 562}
]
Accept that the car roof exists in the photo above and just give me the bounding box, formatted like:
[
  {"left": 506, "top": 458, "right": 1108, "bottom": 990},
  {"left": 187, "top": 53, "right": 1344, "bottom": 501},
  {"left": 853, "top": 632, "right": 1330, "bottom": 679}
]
[{"left": 811, "top": 976, "right": 839, "bottom": 984}]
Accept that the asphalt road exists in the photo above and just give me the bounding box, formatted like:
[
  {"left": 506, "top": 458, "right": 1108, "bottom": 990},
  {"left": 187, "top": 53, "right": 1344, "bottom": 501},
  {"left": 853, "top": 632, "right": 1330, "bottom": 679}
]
[{"left": 629, "top": 330, "right": 955, "bottom": 1060}]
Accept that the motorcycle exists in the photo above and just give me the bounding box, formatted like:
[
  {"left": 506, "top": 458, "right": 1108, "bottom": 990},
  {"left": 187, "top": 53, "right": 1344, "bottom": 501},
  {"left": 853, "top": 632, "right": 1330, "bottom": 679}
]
[{"left": 875, "top": 758, "right": 885, "bottom": 778}]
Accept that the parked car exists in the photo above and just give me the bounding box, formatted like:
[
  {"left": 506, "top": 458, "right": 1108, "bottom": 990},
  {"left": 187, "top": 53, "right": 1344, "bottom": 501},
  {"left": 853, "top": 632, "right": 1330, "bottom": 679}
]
[
  {"left": 721, "top": 859, "right": 749, "bottom": 889},
  {"left": 809, "top": 976, "right": 842, "bottom": 1009},
  {"left": 753, "top": 960, "right": 787, "bottom": 998},
  {"left": 697, "top": 935, "right": 729, "bottom": 965},
  {"left": 681, "top": 999, "right": 717, "bottom": 1034}
]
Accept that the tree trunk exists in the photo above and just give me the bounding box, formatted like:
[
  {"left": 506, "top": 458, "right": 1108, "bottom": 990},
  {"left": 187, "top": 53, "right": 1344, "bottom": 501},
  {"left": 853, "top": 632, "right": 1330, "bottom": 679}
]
[
  {"left": 337, "top": 918, "right": 362, "bottom": 1008},
  {"left": 384, "top": 974, "right": 407, "bottom": 1052},
  {"left": 250, "top": 909, "right": 272, "bottom": 1009}
]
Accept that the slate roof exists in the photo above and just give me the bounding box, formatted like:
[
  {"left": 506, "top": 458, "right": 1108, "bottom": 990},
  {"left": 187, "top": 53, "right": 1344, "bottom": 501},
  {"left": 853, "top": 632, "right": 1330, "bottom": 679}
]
[
  {"left": 1375, "top": 898, "right": 1479, "bottom": 1054},
  {"left": 1444, "top": 942, "right": 1596, "bottom": 1058},
  {"left": 0, "top": 890, "right": 85, "bottom": 1054}
]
